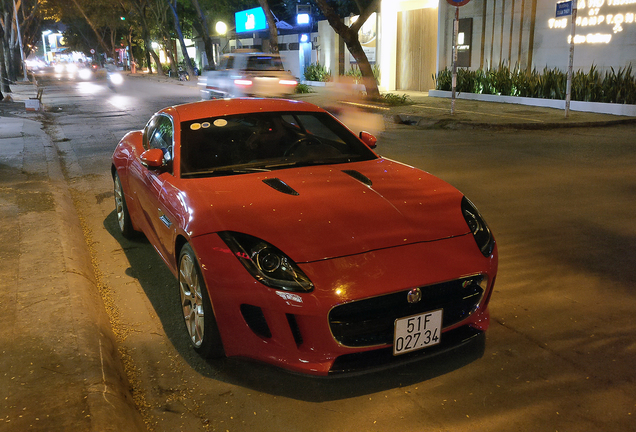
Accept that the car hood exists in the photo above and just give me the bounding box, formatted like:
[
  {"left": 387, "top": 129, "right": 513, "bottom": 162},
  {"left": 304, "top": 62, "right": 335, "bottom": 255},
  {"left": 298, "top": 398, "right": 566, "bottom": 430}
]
[{"left": 183, "top": 158, "right": 469, "bottom": 263}]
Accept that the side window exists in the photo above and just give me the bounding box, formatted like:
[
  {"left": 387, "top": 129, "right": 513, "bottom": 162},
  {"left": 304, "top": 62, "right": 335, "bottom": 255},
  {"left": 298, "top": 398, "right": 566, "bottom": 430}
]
[{"left": 146, "top": 115, "right": 174, "bottom": 162}]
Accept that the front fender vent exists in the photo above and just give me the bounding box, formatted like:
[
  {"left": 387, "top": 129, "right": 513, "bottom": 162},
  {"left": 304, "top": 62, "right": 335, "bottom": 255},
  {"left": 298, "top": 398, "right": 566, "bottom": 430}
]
[
  {"left": 342, "top": 170, "right": 373, "bottom": 187},
  {"left": 262, "top": 178, "right": 299, "bottom": 196}
]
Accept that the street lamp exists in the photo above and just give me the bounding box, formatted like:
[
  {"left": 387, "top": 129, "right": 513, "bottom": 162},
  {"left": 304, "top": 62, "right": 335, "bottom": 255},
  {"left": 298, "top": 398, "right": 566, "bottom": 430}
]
[{"left": 215, "top": 21, "right": 227, "bottom": 35}]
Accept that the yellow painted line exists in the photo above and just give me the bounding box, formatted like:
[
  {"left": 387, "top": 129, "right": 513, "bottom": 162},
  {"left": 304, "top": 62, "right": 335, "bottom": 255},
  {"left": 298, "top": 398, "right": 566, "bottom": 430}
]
[
  {"left": 412, "top": 104, "right": 545, "bottom": 123},
  {"left": 339, "top": 101, "right": 391, "bottom": 111}
]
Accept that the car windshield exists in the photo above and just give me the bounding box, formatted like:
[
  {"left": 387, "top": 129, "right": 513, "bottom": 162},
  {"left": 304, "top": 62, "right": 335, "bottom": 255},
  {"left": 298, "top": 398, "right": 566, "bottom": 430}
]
[
  {"left": 179, "top": 111, "right": 377, "bottom": 178},
  {"left": 246, "top": 55, "right": 284, "bottom": 71}
]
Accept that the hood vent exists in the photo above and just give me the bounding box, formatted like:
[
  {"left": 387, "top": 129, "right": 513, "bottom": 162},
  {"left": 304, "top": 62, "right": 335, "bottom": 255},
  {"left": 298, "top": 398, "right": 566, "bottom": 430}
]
[
  {"left": 262, "top": 178, "right": 299, "bottom": 196},
  {"left": 342, "top": 170, "right": 373, "bottom": 187}
]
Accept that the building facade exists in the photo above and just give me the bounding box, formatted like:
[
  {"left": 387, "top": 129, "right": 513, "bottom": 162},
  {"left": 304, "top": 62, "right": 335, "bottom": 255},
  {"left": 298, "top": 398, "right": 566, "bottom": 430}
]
[
  {"left": 379, "top": 0, "right": 636, "bottom": 92},
  {"left": 196, "top": 1, "right": 635, "bottom": 93}
]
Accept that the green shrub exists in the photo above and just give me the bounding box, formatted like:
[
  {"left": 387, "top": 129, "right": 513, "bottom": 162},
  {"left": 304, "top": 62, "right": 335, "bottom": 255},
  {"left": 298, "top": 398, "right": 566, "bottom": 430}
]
[
  {"left": 433, "top": 68, "right": 452, "bottom": 91},
  {"left": 304, "top": 63, "right": 332, "bottom": 82},
  {"left": 379, "top": 93, "right": 412, "bottom": 105},
  {"left": 345, "top": 64, "right": 381, "bottom": 84},
  {"left": 295, "top": 83, "right": 314, "bottom": 94},
  {"left": 434, "top": 63, "right": 636, "bottom": 104}
]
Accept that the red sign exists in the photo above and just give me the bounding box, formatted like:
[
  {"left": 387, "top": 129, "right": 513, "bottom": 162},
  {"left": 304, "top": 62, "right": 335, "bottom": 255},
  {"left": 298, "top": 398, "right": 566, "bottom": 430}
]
[{"left": 446, "top": 0, "right": 471, "bottom": 6}]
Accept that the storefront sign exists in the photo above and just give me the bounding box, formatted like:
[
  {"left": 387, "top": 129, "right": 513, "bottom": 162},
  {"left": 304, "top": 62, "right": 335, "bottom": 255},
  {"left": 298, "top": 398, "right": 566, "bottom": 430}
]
[
  {"left": 235, "top": 7, "right": 267, "bottom": 33},
  {"left": 549, "top": 0, "right": 635, "bottom": 44}
]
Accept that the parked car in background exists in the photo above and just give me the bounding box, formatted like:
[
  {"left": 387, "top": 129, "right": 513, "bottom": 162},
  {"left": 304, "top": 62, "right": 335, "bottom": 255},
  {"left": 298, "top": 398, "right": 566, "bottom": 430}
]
[{"left": 198, "top": 51, "right": 297, "bottom": 99}]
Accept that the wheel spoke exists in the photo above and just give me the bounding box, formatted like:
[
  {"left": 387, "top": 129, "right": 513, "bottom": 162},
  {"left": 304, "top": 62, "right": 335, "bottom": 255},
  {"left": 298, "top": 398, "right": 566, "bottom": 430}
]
[
  {"left": 179, "top": 253, "right": 204, "bottom": 347},
  {"left": 114, "top": 179, "right": 125, "bottom": 230}
]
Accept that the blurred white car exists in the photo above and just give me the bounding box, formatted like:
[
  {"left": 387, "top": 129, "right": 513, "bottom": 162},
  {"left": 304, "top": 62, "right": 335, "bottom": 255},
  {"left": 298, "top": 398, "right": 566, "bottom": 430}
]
[{"left": 198, "top": 52, "right": 297, "bottom": 99}]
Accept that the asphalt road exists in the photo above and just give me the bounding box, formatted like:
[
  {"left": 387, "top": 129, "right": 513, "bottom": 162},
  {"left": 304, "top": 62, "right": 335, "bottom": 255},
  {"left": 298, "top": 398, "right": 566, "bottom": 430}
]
[{"left": 4, "top": 74, "right": 636, "bottom": 431}]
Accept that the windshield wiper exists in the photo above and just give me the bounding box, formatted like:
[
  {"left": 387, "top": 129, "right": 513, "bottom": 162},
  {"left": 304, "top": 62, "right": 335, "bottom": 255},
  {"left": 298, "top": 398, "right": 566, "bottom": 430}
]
[
  {"left": 183, "top": 167, "right": 271, "bottom": 178},
  {"left": 264, "top": 155, "right": 361, "bottom": 170}
]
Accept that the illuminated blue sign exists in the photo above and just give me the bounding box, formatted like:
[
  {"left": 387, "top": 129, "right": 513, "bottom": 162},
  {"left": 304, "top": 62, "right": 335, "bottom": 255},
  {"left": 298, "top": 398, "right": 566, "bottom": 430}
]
[
  {"left": 556, "top": 1, "right": 572, "bottom": 17},
  {"left": 235, "top": 7, "right": 268, "bottom": 33}
]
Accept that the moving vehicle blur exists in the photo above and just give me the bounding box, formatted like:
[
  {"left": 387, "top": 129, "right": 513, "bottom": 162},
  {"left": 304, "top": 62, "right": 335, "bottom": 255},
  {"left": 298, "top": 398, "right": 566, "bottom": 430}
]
[{"left": 198, "top": 51, "right": 297, "bottom": 99}]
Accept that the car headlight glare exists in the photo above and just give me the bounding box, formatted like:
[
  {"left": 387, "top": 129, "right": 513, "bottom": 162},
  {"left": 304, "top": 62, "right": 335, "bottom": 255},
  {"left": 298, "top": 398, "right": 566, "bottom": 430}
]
[
  {"left": 461, "top": 196, "right": 495, "bottom": 257},
  {"left": 219, "top": 231, "right": 314, "bottom": 292}
]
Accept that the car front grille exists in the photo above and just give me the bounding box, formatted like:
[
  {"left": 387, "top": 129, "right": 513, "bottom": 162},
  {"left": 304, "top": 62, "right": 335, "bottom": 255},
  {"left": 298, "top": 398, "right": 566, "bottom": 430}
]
[{"left": 328, "top": 275, "right": 485, "bottom": 347}]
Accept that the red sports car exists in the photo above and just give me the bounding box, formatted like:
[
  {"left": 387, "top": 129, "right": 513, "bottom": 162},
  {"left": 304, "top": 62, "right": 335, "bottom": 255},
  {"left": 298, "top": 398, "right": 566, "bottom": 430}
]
[{"left": 112, "top": 98, "right": 497, "bottom": 376}]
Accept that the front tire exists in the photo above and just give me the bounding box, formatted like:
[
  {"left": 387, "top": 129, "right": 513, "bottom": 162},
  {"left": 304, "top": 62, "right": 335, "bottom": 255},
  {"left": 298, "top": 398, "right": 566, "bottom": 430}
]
[
  {"left": 113, "top": 173, "right": 135, "bottom": 239},
  {"left": 179, "top": 243, "right": 224, "bottom": 358}
]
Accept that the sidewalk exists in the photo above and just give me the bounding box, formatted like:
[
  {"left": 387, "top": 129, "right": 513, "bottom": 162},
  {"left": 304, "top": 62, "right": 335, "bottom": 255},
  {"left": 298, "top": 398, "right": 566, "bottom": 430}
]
[{"left": 0, "top": 81, "right": 145, "bottom": 432}]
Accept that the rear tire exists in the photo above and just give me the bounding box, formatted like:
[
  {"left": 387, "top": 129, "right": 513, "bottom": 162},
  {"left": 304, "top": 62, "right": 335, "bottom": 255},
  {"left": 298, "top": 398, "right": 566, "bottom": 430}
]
[
  {"left": 113, "top": 173, "right": 135, "bottom": 239},
  {"left": 179, "top": 243, "right": 225, "bottom": 358}
]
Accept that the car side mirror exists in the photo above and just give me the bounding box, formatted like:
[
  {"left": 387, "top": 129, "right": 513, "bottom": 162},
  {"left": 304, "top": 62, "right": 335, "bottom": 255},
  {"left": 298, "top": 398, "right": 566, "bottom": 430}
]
[
  {"left": 359, "top": 131, "right": 377, "bottom": 149},
  {"left": 140, "top": 148, "right": 166, "bottom": 169}
]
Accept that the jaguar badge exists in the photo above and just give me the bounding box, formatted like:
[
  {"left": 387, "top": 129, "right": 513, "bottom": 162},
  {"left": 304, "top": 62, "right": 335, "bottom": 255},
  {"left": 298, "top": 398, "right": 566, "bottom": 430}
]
[{"left": 407, "top": 287, "right": 422, "bottom": 304}]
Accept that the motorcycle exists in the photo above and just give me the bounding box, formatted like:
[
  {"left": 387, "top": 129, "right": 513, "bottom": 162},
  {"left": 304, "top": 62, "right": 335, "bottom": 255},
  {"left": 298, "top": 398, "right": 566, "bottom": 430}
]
[{"left": 178, "top": 67, "right": 190, "bottom": 81}]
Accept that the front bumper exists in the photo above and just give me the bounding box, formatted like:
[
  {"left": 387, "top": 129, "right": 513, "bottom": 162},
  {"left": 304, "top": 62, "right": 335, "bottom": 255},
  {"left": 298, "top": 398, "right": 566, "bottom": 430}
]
[{"left": 191, "top": 233, "right": 497, "bottom": 376}]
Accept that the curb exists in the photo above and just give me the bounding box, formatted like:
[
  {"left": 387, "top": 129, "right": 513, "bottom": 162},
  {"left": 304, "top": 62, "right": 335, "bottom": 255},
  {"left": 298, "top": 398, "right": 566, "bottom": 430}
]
[
  {"left": 53, "top": 181, "right": 146, "bottom": 432},
  {"left": 41, "top": 114, "right": 146, "bottom": 431},
  {"left": 392, "top": 113, "right": 636, "bottom": 130}
]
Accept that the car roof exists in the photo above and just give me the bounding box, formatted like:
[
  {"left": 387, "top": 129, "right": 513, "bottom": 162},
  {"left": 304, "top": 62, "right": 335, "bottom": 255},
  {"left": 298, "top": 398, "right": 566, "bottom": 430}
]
[{"left": 161, "top": 98, "right": 325, "bottom": 123}]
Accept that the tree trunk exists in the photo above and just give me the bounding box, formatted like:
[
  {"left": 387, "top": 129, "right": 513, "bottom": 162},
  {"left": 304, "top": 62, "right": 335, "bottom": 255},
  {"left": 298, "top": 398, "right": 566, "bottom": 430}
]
[
  {"left": 314, "top": 0, "right": 380, "bottom": 98},
  {"left": 162, "top": 36, "right": 178, "bottom": 76},
  {"left": 148, "top": 45, "right": 164, "bottom": 75},
  {"left": 132, "top": 1, "right": 162, "bottom": 75},
  {"left": 1, "top": 27, "right": 13, "bottom": 91},
  {"left": 0, "top": 30, "right": 10, "bottom": 94},
  {"left": 258, "top": 0, "right": 278, "bottom": 54},
  {"left": 167, "top": 0, "right": 195, "bottom": 78},
  {"left": 128, "top": 26, "right": 136, "bottom": 71},
  {"left": 145, "top": 45, "right": 153, "bottom": 73},
  {"left": 189, "top": 0, "right": 215, "bottom": 69}
]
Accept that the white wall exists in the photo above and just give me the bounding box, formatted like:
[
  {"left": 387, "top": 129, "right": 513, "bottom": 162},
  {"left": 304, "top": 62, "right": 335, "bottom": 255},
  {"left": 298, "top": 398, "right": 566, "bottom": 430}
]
[
  {"left": 534, "top": 0, "right": 636, "bottom": 73},
  {"left": 437, "top": 0, "right": 636, "bottom": 74}
]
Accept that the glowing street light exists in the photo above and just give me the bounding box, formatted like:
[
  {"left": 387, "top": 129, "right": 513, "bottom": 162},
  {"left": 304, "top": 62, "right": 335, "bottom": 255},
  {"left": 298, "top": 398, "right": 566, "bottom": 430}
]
[{"left": 215, "top": 21, "right": 227, "bottom": 35}]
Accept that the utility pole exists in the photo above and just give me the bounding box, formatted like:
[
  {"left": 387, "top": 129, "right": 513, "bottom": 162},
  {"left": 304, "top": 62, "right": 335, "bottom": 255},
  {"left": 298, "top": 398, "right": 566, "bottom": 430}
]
[{"left": 565, "top": 2, "right": 577, "bottom": 118}]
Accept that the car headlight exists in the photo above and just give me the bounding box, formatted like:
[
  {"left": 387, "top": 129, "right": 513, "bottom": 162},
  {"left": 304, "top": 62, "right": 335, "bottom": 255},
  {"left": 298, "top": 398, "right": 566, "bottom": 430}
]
[
  {"left": 78, "top": 68, "right": 93, "bottom": 80},
  {"left": 218, "top": 231, "right": 314, "bottom": 292},
  {"left": 461, "top": 196, "right": 495, "bottom": 257},
  {"left": 109, "top": 73, "right": 123, "bottom": 85}
]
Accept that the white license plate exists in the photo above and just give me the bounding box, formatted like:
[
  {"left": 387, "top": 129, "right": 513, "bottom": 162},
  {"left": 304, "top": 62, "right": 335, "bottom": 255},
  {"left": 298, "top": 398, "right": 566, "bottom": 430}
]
[{"left": 393, "top": 309, "right": 443, "bottom": 356}]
